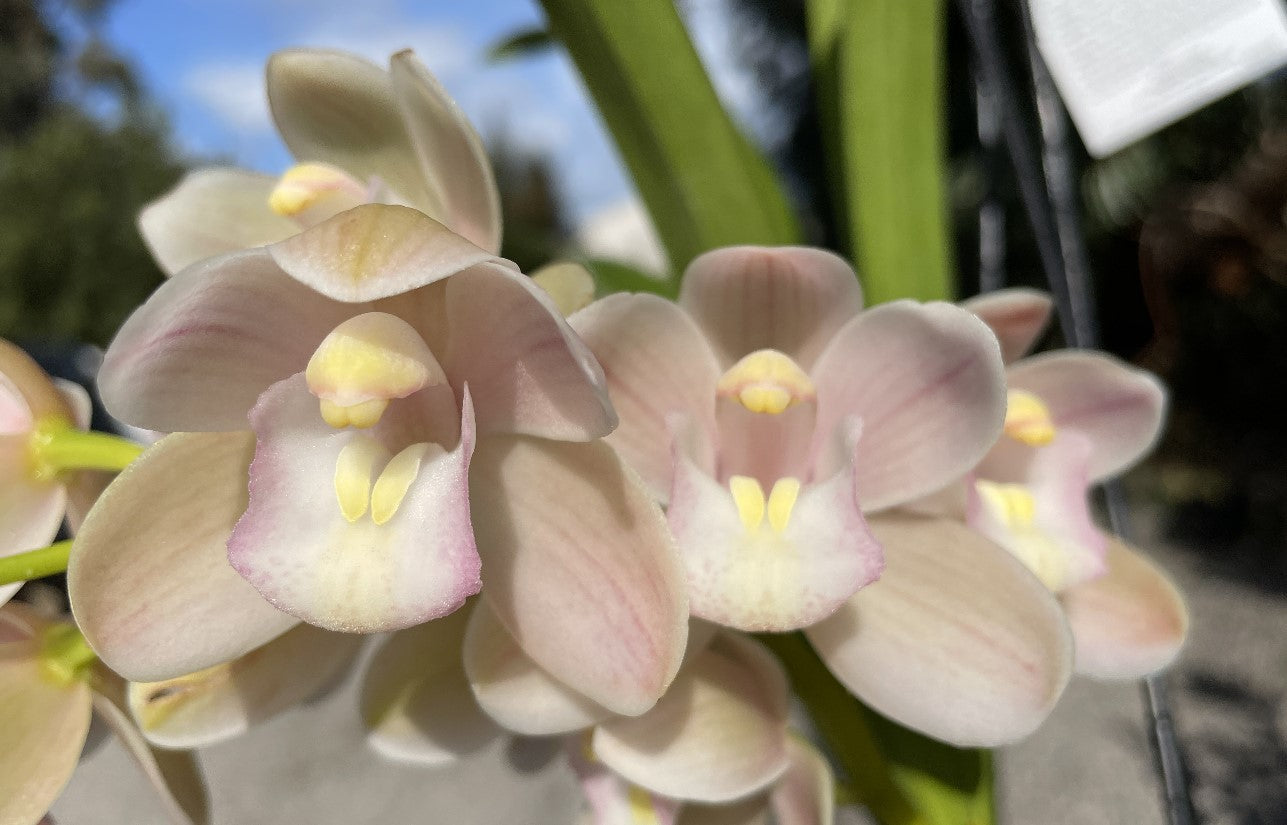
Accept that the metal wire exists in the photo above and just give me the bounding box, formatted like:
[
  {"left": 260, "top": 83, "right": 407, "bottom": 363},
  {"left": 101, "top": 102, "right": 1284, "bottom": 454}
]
[{"left": 956, "top": 1, "right": 1195, "bottom": 822}]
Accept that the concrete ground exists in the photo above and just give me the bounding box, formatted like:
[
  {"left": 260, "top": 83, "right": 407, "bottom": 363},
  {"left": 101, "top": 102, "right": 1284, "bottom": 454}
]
[{"left": 51, "top": 513, "right": 1287, "bottom": 824}]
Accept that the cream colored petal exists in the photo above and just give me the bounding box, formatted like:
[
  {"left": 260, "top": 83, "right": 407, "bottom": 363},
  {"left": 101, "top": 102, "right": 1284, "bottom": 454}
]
[
  {"left": 463, "top": 600, "right": 611, "bottom": 735},
  {"left": 1062, "top": 536, "right": 1188, "bottom": 679},
  {"left": 0, "top": 637, "right": 93, "bottom": 825},
  {"left": 592, "top": 633, "right": 790, "bottom": 803},
  {"left": 532, "top": 262, "right": 597, "bottom": 317},
  {"left": 68, "top": 432, "right": 298, "bottom": 682},
  {"left": 769, "top": 737, "right": 834, "bottom": 825},
  {"left": 470, "top": 436, "right": 688, "bottom": 717},
  {"left": 961, "top": 288, "right": 1052, "bottom": 364},
  {"left": 360, "top": 608, "right": 501, "bottom": 765},
  {"left": 389, "top": 51, "right": 502, "bottom": 253},
  {"left": 570, "top": 294, "right": 720, "bottom": 502},
  {"left": 678, "top": 246, "right": 864, "bottom": 369},
  {"left": 806, "top": 513, "right": 1073, "bottom": 747},
  {"left": 267, "top": 49, "right": 435, "bottom": 213},
  {"left": 268, "top": 204, "right": 496, "bottom": 303},
  {"left": 138, "top": 168, "right": 300, "bottom": 276},
  {"left": 129, "top": 625, "right": 361, "bottom": 749}
]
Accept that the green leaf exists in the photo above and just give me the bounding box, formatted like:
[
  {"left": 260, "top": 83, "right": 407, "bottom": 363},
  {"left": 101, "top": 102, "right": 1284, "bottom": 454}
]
[
  {"left": 808, "top": 0, "right": 954, "bottom": 303},
  {"left": 487, "top": 27, "right": 556, "bottom": 63},
  {"left": 864, "top": 706, "right": 996, "bottom": 825},
  {"left": 537, "top": 0, "right": 801, "bottom": 271},
  {"left": 582, "top": 257, "right": 678, "bottom": 300}
]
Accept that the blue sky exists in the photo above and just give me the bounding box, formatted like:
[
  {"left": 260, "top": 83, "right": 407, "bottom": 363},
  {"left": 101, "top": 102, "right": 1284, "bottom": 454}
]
[{"left": 95, "top": 0, "right": 759, "bottom": 223}]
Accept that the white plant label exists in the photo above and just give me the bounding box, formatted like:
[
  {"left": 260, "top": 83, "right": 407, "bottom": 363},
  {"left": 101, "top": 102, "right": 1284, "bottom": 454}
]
[{"left": 1029, "top": 0, "right": 1287, "bottom": 156}]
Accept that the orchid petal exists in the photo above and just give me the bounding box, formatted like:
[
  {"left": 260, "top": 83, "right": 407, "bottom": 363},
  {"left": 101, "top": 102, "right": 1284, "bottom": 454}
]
[
  {"left": 91, "top": 671, "right": 210, "bottom": 825},
  {"left": 668, "top": 431, "right": 883, "bottom": 632},
  {"left": 68, "top": 432, "right": 298, "bottom": 682},
  {"left": 360, "top": 607, "right": 501, "bottom": 765},
  {"left": 138, "top": 168, "right": 300, "bottom": 276},
  {"left": 1061, "top": 536, "right": 1188, "bottom": 679},
  {"left": 443, "top": 262, "right": 615, "bottom": 440},
  {"left": 532, "top": 262, "right": 597, "bottom": 318},
  {"left": 267, "top": 49, "right": 434, "bottom": 212},
  {"left": 769, "top": 737, "right": 834, "bottom": 825},
  {"left": 809, "top": 301, "right": 1006, "bottom": 510},
  {"left": 128, "top": 624, "right": 361, "bottom": 749},
  {"left": 679, "top": 247, "right": 864, "bottom": 368},
  {"left": 592, "top": 633, "right": 790, "bottom": 803},
  {"left": 1, "top": 435, "right": 66, "bottom": 604},
  {"left": 961, "top": 288, "right": 1052, "bottom": 363},
  {"left": 1005, "top": 350, "right": 1165, "bottom": 482},
  {"left": 463, "top": 600, "right": 611, "bottom": 735},
  {"left": 0, "top": 338, "right": 69, "bottom": 426},
  {"left": 268, "top": 204, "right": 496, "bottom": 303},
  {"left": 469, "top": 435, "right": 687, "bottom": 716},
  {"left": 229, "top": 375, "right": 479, "bottom": 633},
  {"left": 52, "top": 380, "right": 91, "bottom": 431},
  {"left": 99, "top": 247, "right": 355, "bottom": 432},
  {"left": 389, "top": 51, "right": 502, "bottom": 253},
  {"left": 0, "top": 634, "right": 93, "bottom": 825},
  {"left": 571, "top": 294, "right": 721, "bottom": 499},
  {"left": 806, "top": 513, "right": 1072, "bottom": 747}
]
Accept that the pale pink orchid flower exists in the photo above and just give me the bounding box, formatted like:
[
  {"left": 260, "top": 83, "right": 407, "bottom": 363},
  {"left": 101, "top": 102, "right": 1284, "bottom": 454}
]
[
  {"left": 1, "top": 339, "right": 96, "bottom": 607},
  {"left": 138, "top": 48, "right": 500, "bottom": 274},
  {"left": 0, "top": 601, "right": 208, "bottom": 825},
  {"left": 68, "top": 201, "right": 686, "bottom": 721},
  {"left": 357, "top": 602, "right": 803, "bottom": 812},
  {"left": 959, "top": 289, "right": 1189, "bottom": 679},
  {"left": 569, "top": 246, "right": 1075, "bottom": 748}
]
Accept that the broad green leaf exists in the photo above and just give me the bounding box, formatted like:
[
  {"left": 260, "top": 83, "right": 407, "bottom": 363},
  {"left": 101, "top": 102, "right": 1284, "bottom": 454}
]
[
  {"left": 808, "top": 0, "right": 954, "bottom": 303},
  {"left": 488, "top": 27, "right": 556, "bottom": 62},
  {"left": 537, "top": 0, "right": 800, "bottom": 271}
]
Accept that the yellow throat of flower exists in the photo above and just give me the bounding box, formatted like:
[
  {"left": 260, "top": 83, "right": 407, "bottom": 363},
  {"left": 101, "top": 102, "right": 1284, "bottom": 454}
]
[
  {"left": 730, "top": 475, "right": 802, "bottom": 534},
  {"left": 974, "top": 480, "right": 1070, "bottom": 591}
]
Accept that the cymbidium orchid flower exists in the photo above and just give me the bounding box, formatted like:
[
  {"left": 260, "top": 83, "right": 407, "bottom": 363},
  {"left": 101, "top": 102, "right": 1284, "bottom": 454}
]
[
  {"left": 0, "top": 339, "right": 112, "bottom": 607},
  {"left": 69, "top": 200, "right": 686, "bottom": 719},
  {"left": 357, "top": 599, "right": 808, "bottom": 817},
  {"left": 958, "top": 289, "right": 1189, "bottom": 679},
  {"left": 569, "top": 246, "right": 1075, "bottom": 747},
  {"left": 138, "top": 48, "right": 500, "bottom": 273},
  {"left": 0, "top": 601, "right": 208, "bottom": 825}
]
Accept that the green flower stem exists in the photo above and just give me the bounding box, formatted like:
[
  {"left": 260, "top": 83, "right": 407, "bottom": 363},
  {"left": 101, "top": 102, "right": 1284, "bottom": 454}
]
[
  {"left": 759, "top": 632, "right": 928, "bottom": 825},
  {"left": 31, "top": 426, "right": 143, "bottom": 476},
  {"left": 0, "top": 540, "right": 72, "bottom": 586}
]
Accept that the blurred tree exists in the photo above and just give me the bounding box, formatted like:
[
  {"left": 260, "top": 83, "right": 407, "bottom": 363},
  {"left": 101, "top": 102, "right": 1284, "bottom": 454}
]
[
  {"left": 0, "top": 0, "right": 183, "bottom": 346},
  {"left": 490, "top": 127, "right": 570, "bottom": 272}
]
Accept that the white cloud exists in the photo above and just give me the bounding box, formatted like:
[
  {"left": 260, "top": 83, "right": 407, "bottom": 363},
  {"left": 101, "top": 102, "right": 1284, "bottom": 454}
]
[{"left": 183, "top": 60, "right": 272, "bottom": 136}]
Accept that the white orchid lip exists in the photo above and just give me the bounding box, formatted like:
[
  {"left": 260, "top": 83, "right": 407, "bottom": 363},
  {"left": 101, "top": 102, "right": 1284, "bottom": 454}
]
[
  {"left": 716, "top": 349, "right": 816, "bottom": 415},
  {"left": 306, "top": 311, "right": 446, "bottom": 429}
]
